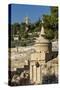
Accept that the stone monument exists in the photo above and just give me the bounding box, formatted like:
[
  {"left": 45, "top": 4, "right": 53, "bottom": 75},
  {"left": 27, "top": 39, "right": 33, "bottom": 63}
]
[{"left": 30, "top": 20, "right": 52, "bottom": 84}]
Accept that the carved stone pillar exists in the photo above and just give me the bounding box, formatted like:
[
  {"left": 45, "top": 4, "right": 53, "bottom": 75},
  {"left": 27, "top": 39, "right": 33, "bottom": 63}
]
[
  {"left": 30, "top": 65, "right": 33, "bottom": 81},
  {"left": 33, "top": 65, "right": 36, "bottom": 82},
  {"left": 36, "top": 66, "right": 40, "bottom": 83}
]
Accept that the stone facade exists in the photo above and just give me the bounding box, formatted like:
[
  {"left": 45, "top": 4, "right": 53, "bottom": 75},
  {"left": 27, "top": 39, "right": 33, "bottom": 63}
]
[
  {"left": 9, "top": 23, "right": 58, "bottom": 85},
  {"left": 29, "top": 24, "right": 58, "bottom": 84}
]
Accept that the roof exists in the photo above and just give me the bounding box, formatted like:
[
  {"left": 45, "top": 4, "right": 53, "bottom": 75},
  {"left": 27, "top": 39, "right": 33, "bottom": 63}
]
[{"left": 35, "top": 25, "right": 49, "bottom": 44}]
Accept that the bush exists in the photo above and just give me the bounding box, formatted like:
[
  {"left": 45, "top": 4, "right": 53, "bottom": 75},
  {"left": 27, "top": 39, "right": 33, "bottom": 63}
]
[
  {"left": 42, "top": 74, "right": 58, "bottom": 84},
  {"left": 44, "top": 29, "right": 54, "bottom": 40}
]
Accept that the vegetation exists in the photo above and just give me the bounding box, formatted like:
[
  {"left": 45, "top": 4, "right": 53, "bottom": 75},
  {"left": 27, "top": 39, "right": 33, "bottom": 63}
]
[
  {"left": 43, "top": 7, "right": 58, "bottom": 40},
  {"left": 9, "top": 7, "right": 58, "bottom": 48},
  {"left": 42, "top": 74, "right": 58, "bottom": 84}
]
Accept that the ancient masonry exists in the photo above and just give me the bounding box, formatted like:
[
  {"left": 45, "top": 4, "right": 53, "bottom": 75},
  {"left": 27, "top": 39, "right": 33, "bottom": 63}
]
[
  {"left": 29, "top": 24, "right": 58, "bottom": 84},
  {"left": 9, "top": 19, "right": 58, "bottom": 84}
]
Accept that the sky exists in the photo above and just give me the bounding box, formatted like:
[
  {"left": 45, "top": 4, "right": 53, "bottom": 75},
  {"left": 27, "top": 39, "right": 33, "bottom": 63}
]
[{"left": 9, "top": 4, "right": 51, "bottom": 24}]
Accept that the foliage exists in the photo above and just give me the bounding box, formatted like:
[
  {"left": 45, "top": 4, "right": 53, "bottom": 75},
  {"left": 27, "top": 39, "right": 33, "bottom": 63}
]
[
  {"left": 9, "top": 7, "right": 58, "bottom": 48},
  {"left": 42, "top": 74, "right": 58, "bottom": 84},
  {"left": 44, "top": 29, "right": 54, "bottom": 40},
  {"left": 43, "top": 7, "right": 58, "bottom": 40}
]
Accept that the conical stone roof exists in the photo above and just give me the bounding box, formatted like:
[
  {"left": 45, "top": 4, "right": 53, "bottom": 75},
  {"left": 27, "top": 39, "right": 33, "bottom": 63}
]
[{"left": 35, "top": 25, "right": 49, "bottom": 44}]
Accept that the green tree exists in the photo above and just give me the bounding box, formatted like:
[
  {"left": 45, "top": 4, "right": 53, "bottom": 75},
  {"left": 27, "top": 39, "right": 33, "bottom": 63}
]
[
  {"left": 44, "top": 29, "right": 54, "bottom": 40},
  {"left": 12, "top": 23, "right": 20, "bottom": 35},
  {"left": 43, "top": 7, "right": 58, "bottom": 40}
]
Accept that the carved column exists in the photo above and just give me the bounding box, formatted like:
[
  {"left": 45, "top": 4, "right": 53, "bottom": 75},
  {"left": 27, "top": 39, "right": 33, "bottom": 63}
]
[
  {"left": 30, "top": 64, "right": 33, "bottom": 81},
  {"left": 36, "top": 66, "right": 40, "bottom": 83},
  {"left": 33, "top": 65, "right": 36, "bottom": 82}
]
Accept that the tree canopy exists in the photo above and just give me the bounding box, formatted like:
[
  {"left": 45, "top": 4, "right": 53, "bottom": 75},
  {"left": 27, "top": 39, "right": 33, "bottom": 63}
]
[
  {"left": 43, "top": 7, "right": 58, "bottom": 40},
  {"left": 9, "top": 7, "right": 58, "bottom": 48}
]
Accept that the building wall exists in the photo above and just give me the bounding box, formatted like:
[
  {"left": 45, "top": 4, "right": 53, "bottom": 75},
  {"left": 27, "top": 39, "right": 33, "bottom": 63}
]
[{"left": 34, "top": 43, "right": 52, "bottom": 53}]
